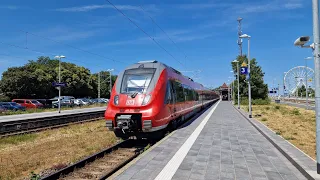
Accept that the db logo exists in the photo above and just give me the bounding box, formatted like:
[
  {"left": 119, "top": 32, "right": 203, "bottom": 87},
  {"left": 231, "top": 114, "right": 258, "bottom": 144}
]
[{"left": 126, "top": 99, "right": 135, "bottom": 106}]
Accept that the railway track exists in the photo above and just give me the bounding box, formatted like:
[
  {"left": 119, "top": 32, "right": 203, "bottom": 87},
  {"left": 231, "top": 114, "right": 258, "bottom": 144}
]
[
  {"left": 41, "top": 139, "right": 148, "bottom": 180},
  {"left": 39, "top": 101, "right": 218, "bottom": 180},
  {"left": 0, "top": 109, "right": 105, "bottom": 137}
]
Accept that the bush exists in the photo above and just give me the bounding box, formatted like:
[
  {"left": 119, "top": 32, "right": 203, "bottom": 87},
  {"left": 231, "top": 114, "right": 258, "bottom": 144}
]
[
  {"left": 292, "top": 108, "right": 301, "bottom": 115},
  {"left": 261, "top": 118, "right": 267, "bottom": 121},
  {"left": 239, "top": 97, "right": 270, "bottom": 105},
  {"left": 265, "top": 107, "right": 270, "bottom": 110},
  {"left": 252, "top": 98, "right": 271, "bottom": 105},
  {"left": 0, "top": 95, "right": 10, "bottom": 102},
  {"left": 275, "top": 105, "right": 280, "bottom": 110}
]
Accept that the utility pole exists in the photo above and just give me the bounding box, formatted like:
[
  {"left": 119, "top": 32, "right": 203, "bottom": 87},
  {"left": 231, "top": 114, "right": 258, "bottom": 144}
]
[
  {"left": 237, "top": 61, "right": 240, "bottom": 108},
  {"left": 237, "top": 17, "right": 243, "bottom": 56},
  {"left": 98, "top": 72, "right": 101, "bottom": 99},
  {"left": 283, "top": 72, "right": 287, "bottom": 97},
  {"left": 109, "top": 70, "right": 112, "bottom": 94},
  {"left": 106, "top": 69, "right": 114, "bottom": 97},
  {"left": 58, "top": 58, "right": 61, "bottom": 113},
  {"left": 312, "top": 0, "right": 320, "bottom": 173}
]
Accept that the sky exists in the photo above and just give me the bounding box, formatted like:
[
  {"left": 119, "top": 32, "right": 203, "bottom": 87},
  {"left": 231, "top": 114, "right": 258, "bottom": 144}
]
[{"left": 0, "top": 0, "right": 315, "bottom": 92}]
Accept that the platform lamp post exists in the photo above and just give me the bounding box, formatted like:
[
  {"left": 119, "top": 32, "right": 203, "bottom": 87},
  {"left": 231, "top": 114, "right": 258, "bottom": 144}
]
[
  {"left": 232, "top": 60, "right": 240, "bottom": 109},
  {"left": 239, "top": 34, "right": 252, "bottom": 118},
  {"left": 283, "top": 72, "right": 287, "bottom": 98},
  {"left": 293, "top": 0, "right": 320, "bottom": 173},
  {"left": 305, "top": 57, "right": 313, "bottom": 109},
  {"left": 229, "top": 76, "right": 234, "bottom": 102},
  {"left": 54, "top": 55, "right": 66, "bottom": 113},
  {"left": 230, "top": 72, "right": 234, "bottom": 102}
]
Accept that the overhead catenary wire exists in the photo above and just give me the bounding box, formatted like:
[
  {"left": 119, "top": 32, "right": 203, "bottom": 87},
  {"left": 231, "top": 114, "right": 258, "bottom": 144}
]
[
  {"left": 0, "top": 41, "right": 103, "bottom": 68},
  {"left": 138, "top": 5, "right": 188, "bottom": 60},
  {"left": 17, "top": 29, "right": 129, "bottom": 64},
  {"left": 105, "top": 0, "right": 187, "bottom": 69}
]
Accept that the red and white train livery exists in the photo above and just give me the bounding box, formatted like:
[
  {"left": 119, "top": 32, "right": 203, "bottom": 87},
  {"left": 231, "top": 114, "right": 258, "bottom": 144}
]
[{"left": 105, "top": 60, "right": 219, "bottom": 139}]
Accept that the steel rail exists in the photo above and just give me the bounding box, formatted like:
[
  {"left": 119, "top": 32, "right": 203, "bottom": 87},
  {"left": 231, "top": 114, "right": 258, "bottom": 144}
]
[{"left": 0, "top": 110, "right": 105, "bottom": 136}]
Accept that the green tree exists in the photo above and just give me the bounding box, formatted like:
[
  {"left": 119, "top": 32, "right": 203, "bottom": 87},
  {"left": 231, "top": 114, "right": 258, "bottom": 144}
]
[
  {"left": 231, "top": 55, "right": 268, "bottom": 100},
  {"left": 0, "top": 56, "right": 100, "bottom": 99},
  {"left": 296, "top": 85, "right": 314, "bottom": 98}
]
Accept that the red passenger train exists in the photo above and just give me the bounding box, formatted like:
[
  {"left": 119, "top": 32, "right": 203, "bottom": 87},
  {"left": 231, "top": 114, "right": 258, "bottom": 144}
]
[{"left": 105, "top": 60, "right": 219, "bottom": 139}]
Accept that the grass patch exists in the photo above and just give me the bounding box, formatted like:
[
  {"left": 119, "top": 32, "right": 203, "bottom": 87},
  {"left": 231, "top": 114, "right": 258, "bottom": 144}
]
[
  {"left": 0, "top": 134, "right": 38, "bottom": 147},
  {"left": 0, "top": 119, "right": 117, "bottom": 179},
  {"left": 249, "top": 102, "right": 316, "bottom": 159}
]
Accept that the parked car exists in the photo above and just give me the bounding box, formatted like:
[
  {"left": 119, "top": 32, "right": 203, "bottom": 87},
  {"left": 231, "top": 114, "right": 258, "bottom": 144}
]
[
  {"left": 74, "top": 99, "right": 85, "bottom": 106},
  {"left": 93, "top": 98, "right": 108, "bottom": 103},
  {"left": 50, "top": 96, "right": 75, "bottom": 108},
  {"left": 12, "top": 99, "right": 44, "bottom": 109},
  {"left": 35, "top": 99, "right": 53, "bottom": 108},
  {"left": 78, "top": 98, "right": 91, "bottom": 105},
  {"left": 0, "top": 105, "right": 7, "bottom": 113},
  {"left": 0, "top": 102, "right": 26, "bottom": 111}
]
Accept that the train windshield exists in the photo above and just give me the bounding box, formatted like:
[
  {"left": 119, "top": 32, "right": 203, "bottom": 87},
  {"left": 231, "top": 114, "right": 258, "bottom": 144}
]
[{"left": 121, "top": 68, "right": 156, "bottom": 94}]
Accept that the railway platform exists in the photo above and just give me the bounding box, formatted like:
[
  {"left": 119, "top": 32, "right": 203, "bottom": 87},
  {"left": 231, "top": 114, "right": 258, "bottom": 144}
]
[{"left": 111, "top": 101, "right": 320, "bottom": 180}]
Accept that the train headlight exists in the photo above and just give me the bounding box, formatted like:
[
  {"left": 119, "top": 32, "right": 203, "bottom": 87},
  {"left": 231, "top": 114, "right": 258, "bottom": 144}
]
[
  {"left": 142, "top": 95, "right": 151, "bottom": 105},
  {"left": 114, "top": 95, "right": 119, "bottom": 105}
]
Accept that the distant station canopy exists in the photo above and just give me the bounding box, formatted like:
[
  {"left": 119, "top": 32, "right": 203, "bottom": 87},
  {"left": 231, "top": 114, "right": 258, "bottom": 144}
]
[
  {"left": 219, "top": 83, "right": 230, "bottom": 101},
  {"left": 220, "top": 83, "right": 229, "bottom": 91}
]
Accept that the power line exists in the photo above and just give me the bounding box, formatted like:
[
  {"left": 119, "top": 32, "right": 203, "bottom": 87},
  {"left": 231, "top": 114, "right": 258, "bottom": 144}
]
[
  {"left": 17, "top": 29, "right": 129, "bottom": 64},
  {"left": 105, "top": 0, "right": 186, "bottom": 68},
  {"left": 139, "top": 5, "right": 188, "bottom": 60},
  {"left": 0, "top": 41, "right": 102, "bottom": 67}
]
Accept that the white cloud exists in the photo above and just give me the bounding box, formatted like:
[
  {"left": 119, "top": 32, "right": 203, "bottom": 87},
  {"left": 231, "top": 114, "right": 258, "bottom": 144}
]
[
  {"left": 177, "top": 0, "right": 303, "bottom": 13},
  {"left": 177, "top": 3, "right": 232, "bottom": 10},
  {"left": 0, "top": 5, "right": 21, "bottom": 10},
  {"left": 55, "top": 4, "right": 154, "bottom": 12}
]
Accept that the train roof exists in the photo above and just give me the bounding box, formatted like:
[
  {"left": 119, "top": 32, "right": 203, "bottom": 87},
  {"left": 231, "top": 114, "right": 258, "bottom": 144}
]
[{"left": 126, "top": 60, "right": 213, "bottom": 92}]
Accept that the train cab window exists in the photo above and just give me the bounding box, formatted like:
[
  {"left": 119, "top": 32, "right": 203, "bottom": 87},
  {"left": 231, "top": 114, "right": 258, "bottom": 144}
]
[{"left": 120, "top": 68, "right": 156, "bottom": 94}]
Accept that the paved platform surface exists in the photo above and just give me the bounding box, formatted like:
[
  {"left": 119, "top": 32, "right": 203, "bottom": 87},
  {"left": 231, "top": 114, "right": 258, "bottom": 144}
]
[
  {"left": 0, "top": 106, "right": 106, "bottom": 122},
  {"left": 113, "top": 101, "right": 308, "bottom": 180}
]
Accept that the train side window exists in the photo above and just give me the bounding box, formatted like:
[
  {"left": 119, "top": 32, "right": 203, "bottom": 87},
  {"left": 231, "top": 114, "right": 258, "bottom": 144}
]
[
  {"left": 170, "top": 80, "right": 176, "bottom": 103},
  {"left": 165, "top": 81, "right": 172, "bottom": 104},
  {"left": 174, "top": 81, "right": 185, "bottom": 102}
]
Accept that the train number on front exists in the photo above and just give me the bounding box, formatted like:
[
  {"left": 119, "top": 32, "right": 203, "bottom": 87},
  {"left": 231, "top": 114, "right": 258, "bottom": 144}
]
[{"left": 126, "top": 99, "right": 135, "bottom": 106}]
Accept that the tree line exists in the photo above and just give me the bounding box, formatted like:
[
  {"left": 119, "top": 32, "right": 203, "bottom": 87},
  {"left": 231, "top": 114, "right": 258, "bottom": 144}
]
[{"left": 0, "top": 56, "right": 117, "bottom": 101}]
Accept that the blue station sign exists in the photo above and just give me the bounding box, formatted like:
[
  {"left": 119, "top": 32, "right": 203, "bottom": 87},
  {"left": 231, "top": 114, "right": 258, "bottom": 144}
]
[{"left": 52, "top": 82, "right": 67, "bottom": 87}]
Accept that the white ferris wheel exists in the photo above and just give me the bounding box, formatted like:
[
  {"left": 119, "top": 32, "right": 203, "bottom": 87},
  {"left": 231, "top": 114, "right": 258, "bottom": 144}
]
[{"left": 284, "top": 66, "right": 314, "bottom": 95}]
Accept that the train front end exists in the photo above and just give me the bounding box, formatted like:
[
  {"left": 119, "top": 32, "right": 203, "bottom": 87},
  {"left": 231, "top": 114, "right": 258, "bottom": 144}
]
[{"left": 105, "top": 61, "right": 166, "bottom": 139}]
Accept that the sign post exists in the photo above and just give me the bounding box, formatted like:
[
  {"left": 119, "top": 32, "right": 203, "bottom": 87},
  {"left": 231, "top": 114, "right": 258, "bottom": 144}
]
[{"left": 52, "top": 82, "right": 67, "bottom": 113}]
